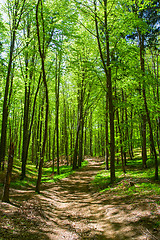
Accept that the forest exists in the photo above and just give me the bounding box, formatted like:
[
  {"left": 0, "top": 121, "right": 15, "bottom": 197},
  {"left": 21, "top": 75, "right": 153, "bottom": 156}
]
[{"left": 0, "top": 0, "right": 160, "bottom": 239}]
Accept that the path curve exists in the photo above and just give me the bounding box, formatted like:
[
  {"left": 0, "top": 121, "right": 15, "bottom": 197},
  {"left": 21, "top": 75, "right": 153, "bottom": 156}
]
[
  {"left": 0, "top": 158, "right": 159, "bottom": 240},
  {"left": 36, "top": 158, "right": 158, "bottom": 240}
]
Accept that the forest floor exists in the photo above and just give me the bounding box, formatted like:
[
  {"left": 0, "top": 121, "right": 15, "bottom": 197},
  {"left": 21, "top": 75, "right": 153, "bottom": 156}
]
[{"left": 0, "top": 158, "right": 160, "bottom": 240}]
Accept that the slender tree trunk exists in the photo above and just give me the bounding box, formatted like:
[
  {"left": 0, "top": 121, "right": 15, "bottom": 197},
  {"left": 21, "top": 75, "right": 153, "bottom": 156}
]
[
  {"left": 70, "top": 109, "right": 74, "bottom": 165},
  {"left": 0, "top": 0, "right": 26, "bottom": 169},
  {"left": 94, "top": 135, "right": 97, "bottom": 156},
  {"left": 116, "top": 125, "right": 119, "bottom": 164},
  {"left": 36, "top": 105, "right": 41, "bottom": 168},
  {"left": 72, "top": 121, "right": 81, "bottom": 170},
  {"left": 52, "top": 128, "right": 56, "bottom": 173},
  {"left": 98, "top": 123, "right": 100, "bottom": 156},
  {"left": 89, "top": 111, "right": 93, "bottom": 156},
  {"left": 0, "top": 30, "right": 16, "bottom": 170},
  {"left": 48, "top": 126, "right": 51, "bottom": 162},
  {"left": 2, "top": 142, "right": 14, "bottom": 203},
  {"left": 101, "top": 124, "right": 105, "bottom": 157},
  {"left": 55, "top": 53, "right": 61, "bottom": 175},
  {"left": 18, "top": 113, "right": 23, "bottom": 159},
  {"left": 116, "top": 109, "right": 126, "bottom": 173},
  {"left": 94, "top": 0, "right": 115, "bottom": 182},
  {"left": 142, "top": 87, "right": 158, "bottom": 179},
  {"left": 63, "top": 97, "right": 69, "bottom": 165},
  {"left": 21, "top": 79, "right": 30, "bottom": 179},
  {"left": 152, "top": 51, "right": 160, "bottom": 156},
  {"left": 78, "top": 93, "right": 84, "bottom": 167},
  {"left": 78, "top": 125, "right": 83, "bottom": 167},
  {"left": 130, "top": 106, "right": 134, "bottom": 158},
  {"left": 35, "top": 0, "right": 49, "bottom": 193},
  {"left": 142, "top": 114, "right": 147, "bottom": 168},
  {"left": 138, "top": 32, "right": 158, "bottom": 179},
  {"left": 84, "top": 120, "right": 87, "bottom": 156},
  {"left": 122, "top": 90, "right": 128, "bottom": 166},
  {"left": 21, "top": 74, "right": 41, "bottom": 179},
  {"left": 31, "top": 123, "right": 35, "bottom": 163}
]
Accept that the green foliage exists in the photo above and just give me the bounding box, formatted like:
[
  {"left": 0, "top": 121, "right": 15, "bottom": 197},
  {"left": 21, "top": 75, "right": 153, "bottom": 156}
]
[
  {"left": 0, "top": 0, "right": 159, "bottom": 187},
  {"left": 92, "top": 156, "right": 160, "bottom": 197},
  {"left": 0, "top": 160, "right": 88, "bottom": 189}
]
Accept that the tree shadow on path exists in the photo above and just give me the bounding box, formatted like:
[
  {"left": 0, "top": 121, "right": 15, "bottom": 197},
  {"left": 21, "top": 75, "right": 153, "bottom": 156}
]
[{"left": 0, "top": 158, "right": 159, "bottom": 240}]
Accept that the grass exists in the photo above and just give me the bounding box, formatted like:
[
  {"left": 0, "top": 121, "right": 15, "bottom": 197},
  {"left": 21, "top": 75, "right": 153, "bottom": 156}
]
[
  {"left": 92, "top": 156, "right": 160, "bottom": 197},
  {"left": 0, "top": 159, "right": 88, "bottom": 189}
]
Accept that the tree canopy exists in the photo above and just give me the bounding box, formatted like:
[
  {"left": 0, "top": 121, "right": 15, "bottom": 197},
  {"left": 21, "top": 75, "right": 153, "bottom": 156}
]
[{"left": 0, "top": 0, "right": 159, "bottom": 193}]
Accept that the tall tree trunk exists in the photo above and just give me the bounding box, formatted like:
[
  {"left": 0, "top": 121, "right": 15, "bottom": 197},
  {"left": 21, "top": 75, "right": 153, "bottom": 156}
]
[
  {"left": 36, "top": 105, "right": 41, "bottom": 168},
  {"left": 116, "top": 109, "right": 126, "bottom": 173},
  {"left": 101, "top": 124, "right": 105, "bottom": 157},
  {"left": 70, "top": 109, "right": 74, "bottom": 165},
  {"left": 130, "top": 106, "right": 134, "bottom": 158},
  {"left": 94, "top": 0, "right": 115, "bottom": 182},
  {"left": 35, "top": 0, "right": 49, "bottom": 193},
  {"left": 151, "top": 50, "right": 160, "bottom": 156},
  {"left": 55, "top": 53, "right": 61, "bottom": 175},
  {"left": 105, "top": 92, "right": 109, "bottom": 170},
  {"left": 138, "top": 32, "right": 158, "bottom": 179},
  {"left": 94, "top": 134, "right": 97, "bottom": 156},
  {"left": 78, "top": 95, "right": 84, "bottom": 167},
  {"left": 89, "top": 111, "right": 93, "bottom": 156},
  {"left": 21, "top": 80, "right": 30, "bottom": 179},
  {"left": 84, "top": 120, "right": 88, "bottom": 156},
  {"left": 48, "top": 126, "right": 51, "bottom": 162},
  {"left": 21, "top": 73, "right": 41, "bottom": 179},
  {"left": 18, "top": 113, "right": 23, "bottom": 159},
  {"left": 0, "top": 0, "right": 26, "bottom": 169},
  {"left": 63, "top": 97, "right": 69, "bottom": 166},
  {"left": 72, "top": 121, "right": 81, "bottom": 170},
  {"left": 142, "top": 114, "right": 147, "bottom": 168},
  {"left": 21, "top": 17, "right": 32, "bottom": 179},
  {"left": 98, "top": 123, "right": 100, "bottom": 156},
  {"left": 78, "top": 124, "right": 83, "bottom": 167},
  {"left": 122, "top": 90, "right": 127, "bottom": 166},
  {"left": 52, "top": 128, "right": 56, "bottom": 173},
  {"left": 0, "top": 30, "right": 16, "bottom": 170}
]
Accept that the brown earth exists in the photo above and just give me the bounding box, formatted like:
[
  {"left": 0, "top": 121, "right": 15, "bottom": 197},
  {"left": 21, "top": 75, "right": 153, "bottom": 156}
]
[{"left": 0, "top": 158, "right": 160, "bottom": 240}]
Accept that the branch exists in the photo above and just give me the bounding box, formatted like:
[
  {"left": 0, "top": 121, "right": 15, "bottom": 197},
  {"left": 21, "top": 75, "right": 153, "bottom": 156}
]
[
  {"left": 12, "top": 37, "right": 34, "bottom": 61},
  {"left": 94, "top": 0, "right": 107, "bottom": 76},
  {"left": 78, "top": 21, "right": 97, "bottom": 37}
]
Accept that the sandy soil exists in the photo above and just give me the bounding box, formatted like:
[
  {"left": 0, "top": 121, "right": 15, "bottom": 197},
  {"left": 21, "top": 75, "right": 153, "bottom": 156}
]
[{"left": 0, "top": 158, "right": 160, "bottom": 240}]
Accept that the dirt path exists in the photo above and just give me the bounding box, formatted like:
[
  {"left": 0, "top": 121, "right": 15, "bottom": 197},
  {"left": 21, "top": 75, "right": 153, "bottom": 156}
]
[{"left": 0, "top": 158, "right": 160, "bottom": 240}]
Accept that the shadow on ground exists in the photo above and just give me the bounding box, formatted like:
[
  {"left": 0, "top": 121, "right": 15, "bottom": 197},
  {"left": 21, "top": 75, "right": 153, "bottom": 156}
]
[{"left": 0, "top": 158, "right": 160, "bottom": 240}]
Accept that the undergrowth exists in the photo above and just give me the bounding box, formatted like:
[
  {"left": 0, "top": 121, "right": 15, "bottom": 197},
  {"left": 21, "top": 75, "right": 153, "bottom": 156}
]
[
  {"left": 92, "top": 156, "right": 160, "bottom": 197},
  {"left": 0, "top": 159, "right": 88, "bottom": 189}
]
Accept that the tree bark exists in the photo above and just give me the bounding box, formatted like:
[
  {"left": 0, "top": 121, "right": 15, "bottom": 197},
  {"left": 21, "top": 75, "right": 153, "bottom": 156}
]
[
  {"left": 89, "top": 111, "right": 93, "bottom": 156},
  {"left": 63, "top": 97, "right": 69, "bottom": 166},
  {"left": 2, "top": 142, "right": 14, "bottom": 203},
  {"left": 0, "top": 0, "right": 26, "bottom": 170},
  {"left": 21, "top": 73, "right": 41, "bottom": 179},
  {"left": 116, "top": 109, "right": 126, "bottom": 173},
  {"left": 35, "top": 0, "right": 49, "bottom": 193},
  {"left": 138, "top": 31, "right": 158, "bottom": 179},
  {"left": 72, "top": 121, "right": 81, "bottom": 170},
  {"left": 94, "top": 0, "right": 115, "bottom": 182},
  {"left": 55, "top": 53, "right": 61, "bottom": 175},
  {"left": 0, "top": 30, "right": 16, "bottom": 170}
]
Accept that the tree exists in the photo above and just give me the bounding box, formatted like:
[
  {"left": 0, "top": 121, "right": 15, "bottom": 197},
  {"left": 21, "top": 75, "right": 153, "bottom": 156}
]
[
  {"left": 35, "top": 0, "right": 49, "bottom": 193},
  {"left": 55, "top": 50, "right": 62, "bottom": 175},
  {"left": 0, "top": 0, "right": 27, "bottom": 170},
  {"left": 132, "top": 0, "right": 159, "bottom": 179},
  {"left": 94, "top": 0, "right": 115, "bottom": 182},
  {"left": 2, "top": 141, "right": 14, "bottom": 202}
]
